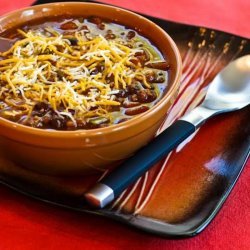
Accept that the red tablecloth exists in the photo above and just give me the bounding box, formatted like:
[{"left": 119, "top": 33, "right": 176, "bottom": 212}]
[{"left": 0, "top": 0, "right": 249, "bottom": 249}]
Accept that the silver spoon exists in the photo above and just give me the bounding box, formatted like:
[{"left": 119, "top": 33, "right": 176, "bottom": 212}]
[{"left": 85, "top": 55, "right": 250, "bottom": 208}]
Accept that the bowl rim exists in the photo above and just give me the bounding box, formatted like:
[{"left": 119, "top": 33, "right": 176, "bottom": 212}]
[{"left": 0, "top": 2, "right": 182, "bottom": 139}]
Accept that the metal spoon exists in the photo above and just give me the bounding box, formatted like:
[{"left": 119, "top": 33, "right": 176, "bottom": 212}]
[{"left": 85, "top": 55, "right": 250, "bottom": 208}]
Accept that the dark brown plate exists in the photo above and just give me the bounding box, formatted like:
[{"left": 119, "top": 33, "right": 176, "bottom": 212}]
[{"left": 0, "top": 0, "right": 249, "bottom": 237}]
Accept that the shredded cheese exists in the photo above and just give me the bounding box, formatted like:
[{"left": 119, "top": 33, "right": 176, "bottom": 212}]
[{"left": 0, "top": 23, "right": 160, "bottom": 128}]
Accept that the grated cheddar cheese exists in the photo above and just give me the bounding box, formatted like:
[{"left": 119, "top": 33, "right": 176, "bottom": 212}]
[{"left": 0, "top": 17, "right": 169, "bottom": 130}]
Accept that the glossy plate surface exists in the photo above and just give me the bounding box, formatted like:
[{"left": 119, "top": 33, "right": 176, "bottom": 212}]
[{"left": 0, "top": 0, "right": 249, "bottom": 237}]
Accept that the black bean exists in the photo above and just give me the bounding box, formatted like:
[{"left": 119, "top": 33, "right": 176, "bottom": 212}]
[
  {"left": 129, "top": 94, "right": 139, "bottom": 102},
  {"left": 89, "top": 106, "right": 98, "bottom": 111},
  {"left": 88, "top": 16, "right": 103, "bottom": 25},
  {"left": 106, "top": 74, "right": 114, "bottom": 84},
  {"left": 68, "top": 37, "right": 78, "bottom": 46},
  {"left": 51, "top": 115, "right": 67, "bottom": 130},
  {"left": 90, "top": 64, "right": 105, "bottom": 75},
  {"left": 60, "top": 21, "right": 78, "bottom": 30},
  {"left": 57, "top": 70, "right": 65, "bottom": 80},
  {"left": 126, "top": 43, "right": 133, "bottom": 48},
  {"left": 90, "top": 68, "right": 99, "bottom": 75},
  {"left": 68, "top": 109, "right": 75, "bottom": 115},
  {"left": 81, "top": 88, "right": 91, "bottom": 95},
  {"left": 137, "top": 89, "right": 157, "bottom": 103},
  {"left": 134, "top": 50, "right": 150, "bottom": 65},
  {"left": 127, "top": 30, "right": 136, "bottom": 39},
  {"left": 33, "top": 102, "right": 50, "bottom": 116},
  {"left": 129, "top": 58, "right": 140, "bottom": 66},
  {"left": 80, "top": 25, "right": 89, "bottom": 31},
  {"left": 56, "top": 45, "right": 64, "bottom": 52},
  {"left": 146, "top": 71, "right": 156, "bottom": 83},
  {"left": 127, "top": 83, "right": 141, "bottom": 94},
  {"left": 109, "top": 82, "right": 115, "bottom": 88},
  {"left": 155, "top": 76, "right": 165, "bottom": 83},
  {"left": 97, "top": 23, "right": 105, "bottom": 30},
  {"left": 105, "top": 33, "right": 116, "bottom": 40},
  {"left": 42, "top": 115, "right": 52, "bottom": 125},
  {"left": 146, "top": 71, "right": 166, "bottom": 83}
]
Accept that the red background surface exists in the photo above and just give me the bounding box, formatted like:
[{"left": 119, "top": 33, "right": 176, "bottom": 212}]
[{"left": 0, "top": 0, "right": 249, "bottom": 249}]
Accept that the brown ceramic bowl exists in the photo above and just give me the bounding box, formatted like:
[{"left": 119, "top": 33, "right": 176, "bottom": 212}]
[{"left": 0, "top": 2, "right": 182, "bottom": 175}]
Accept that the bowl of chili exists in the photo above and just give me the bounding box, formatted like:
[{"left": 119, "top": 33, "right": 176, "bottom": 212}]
[{"left": 0, "top": 2, "right": 181, "bottom": 175}]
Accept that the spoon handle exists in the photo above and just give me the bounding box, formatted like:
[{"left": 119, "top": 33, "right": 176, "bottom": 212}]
[{"left": 85, "top": 120, "right": 196, "bottom": 208}]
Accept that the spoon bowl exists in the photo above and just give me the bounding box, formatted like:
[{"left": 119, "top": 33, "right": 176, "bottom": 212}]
[
  {"left": 181, "top": 55, "right": 250, "bottom": 126},
  {"left": 203, "top": 55, "right": 250, "bottom": 111}
]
